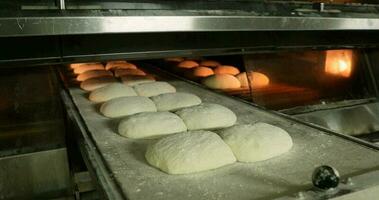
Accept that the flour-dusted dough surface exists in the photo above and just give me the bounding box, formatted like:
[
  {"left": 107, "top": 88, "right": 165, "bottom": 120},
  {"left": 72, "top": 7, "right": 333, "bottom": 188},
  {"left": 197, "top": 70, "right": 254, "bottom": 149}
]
[
  {"left": 202, "top": 74, "right": 241, "bottom": 89},
  {"left": 145, "top": 130, "right": 236, "bottom": 174},
  {"left": 89, "top": 83, "right": 137, "bottom": 103},
  {"left": 151, "top": 92, "right": 202, "bottom": 111},
  {"left": 76, "top": 70, "right": 113, "bottom": 81},
  {"left": 219, "top": 123, "right": 293, "bottom": 162},
  {"left": 100, "top": 96, "right": 156, "bottom": 118},
  {"left": 80, "top": 77, "right": 117, "bottom": 91},
  {"left": 118, "top": 112, "right": 187, "bottom": 139},
  {"left": 176, "top": 103, "right": 237, "bottom": 130},
  {"left": 121, "top": 75, "right": 156, "bottom": 86},
  {"left": 133, "top": 81, "right": 176, "bottom": 97},
  {"left": 74, "top": 63, "right": 104, "bottom": 74}
]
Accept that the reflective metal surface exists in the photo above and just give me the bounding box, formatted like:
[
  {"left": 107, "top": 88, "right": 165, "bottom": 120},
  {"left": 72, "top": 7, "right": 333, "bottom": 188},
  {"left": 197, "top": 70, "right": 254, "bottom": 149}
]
[
  {"left": 0, "top": 148, "right": 71, "bottom": 199},
  {"left": 294, "top": 102, "right": 379, "bottom": 137},
  {"left": 1, "top": 9, "right": 379, "bottom": 37}
]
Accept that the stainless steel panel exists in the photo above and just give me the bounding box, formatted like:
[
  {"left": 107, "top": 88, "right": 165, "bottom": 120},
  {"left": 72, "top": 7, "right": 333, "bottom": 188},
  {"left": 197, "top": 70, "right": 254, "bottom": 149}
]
[
  {"left": 294, "top": 102, "right": 379, "bottom": 136},
  {"left": 65, "top": 67, "right": 379, "bottom": 200},
  {"left": 0, "top": 148, "right": 71, "bottom": 199},
  {"left": 1, "top": 13, "right": 379, "bottom": 37}
]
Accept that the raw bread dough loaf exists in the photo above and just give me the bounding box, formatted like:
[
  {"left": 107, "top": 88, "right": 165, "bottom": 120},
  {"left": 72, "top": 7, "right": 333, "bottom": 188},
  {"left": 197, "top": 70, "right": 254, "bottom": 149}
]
[
  {"left": 151, "top": 92, "right": 202, "bottom": 111},
  {"left": 145, "top": 130, "right": 236, "bottom": 174},
  {"left": 89, "top": 83, "right": 137, "bottom": 103},
  {"left": 251, "top": 72, "right": 270, "bottom": 88},
  {"left": 176, "top": 103, "right": 237, "bottom": 130},
  {"left": 121, "top": 75, "right": 156, "bottom": 86},
  {"left": 193, "top": 66, "right": 214, "bottom": 77},
  {"left": 177, "top": 60, "right": 199, "bottom": 69},
  {"left": 114, "top": 69, "right": 146, "bottom": 77},
  {"left": 165, "top": 57, "right": 184, "bottom": 62},
  {"left": 236, "top": 72, "right": 270, "bottom": 88},
  {"left": 70, "top": 62, "right": 100, "bottom": 69},
  {"left": 235, "top": 72, "right": 249, "bottom": 88},
  {"left": 200, "top": 60, "right": 221, "bottom": 68},
  {"left": 118, "top": 112, "right": 187, "bottom": 139},
  {"left": 219, "top": 123, "right": 293, "bottom": 162},
  {"left": 100, "top": 96, "right": 156, "bottom": 118},
  {"left": 213, "top": 65, "right": 240, "bottom": 75},
  {"left": 80, "top": 77, "right": 117, "bottom": 91},
  {"left": 202, "top": 74, "right": 241, "bottom": 89},
  {"left": 76, "top": 70, "right": 113, "bottom": 81},
  {"left": 74, "top": 63, "right": 104, "bottom": 74},
  {"left": 133, "top": 81, "right": 176, "bottom": 97},
  {"left": 105, "top": 62, "right": 137, "bottom": 71}
]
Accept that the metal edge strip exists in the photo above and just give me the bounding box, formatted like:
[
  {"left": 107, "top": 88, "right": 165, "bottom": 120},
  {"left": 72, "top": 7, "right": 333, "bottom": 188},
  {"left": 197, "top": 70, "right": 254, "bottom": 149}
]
[{"left": 1, "top": 15, "right": 379, "bottom": 37}]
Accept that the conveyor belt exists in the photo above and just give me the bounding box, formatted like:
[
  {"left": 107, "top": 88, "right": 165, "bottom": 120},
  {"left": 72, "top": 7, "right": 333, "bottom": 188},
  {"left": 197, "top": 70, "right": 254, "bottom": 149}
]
[{"left": 65, "top": 68, "right": 379, "bottom": 200}]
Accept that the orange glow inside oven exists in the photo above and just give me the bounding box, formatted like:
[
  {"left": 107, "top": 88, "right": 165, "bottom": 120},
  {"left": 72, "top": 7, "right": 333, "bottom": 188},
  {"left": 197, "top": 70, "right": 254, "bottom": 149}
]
[{"left": 324, "top": 50, "right": 353, "bottom": 78}]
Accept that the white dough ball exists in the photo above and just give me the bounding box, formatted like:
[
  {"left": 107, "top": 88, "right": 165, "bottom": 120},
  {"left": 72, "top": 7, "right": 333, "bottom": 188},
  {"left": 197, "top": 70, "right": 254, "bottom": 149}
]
[
  {"left": 219, "top": 123, "right": 293, "bottom": 162},
  {"left": 89, "top": 83, "right": 137, "bottom": 103},
  {"left": 133, "top": 81, "right": 176, "bottom": 97},
  {"left": 118, "top": 112, "right": 187, "bottom": 139},
  {"left": 80, "top": 77, "right": 117, "bottom": 91},
  {"left": 175, "top": 103, "right": 236, "bottom": 130},
  {"left": 100, "top": 96, "right": 156, "bottom": 118},
  {"left": 151, "top": 92, "right": 202, "bottom": 111},
  {"left": 145, "top": 130, "right": 236, "bottom": 174},
  {"left": 202, "top": 74, "right": 241, "bottom": 89}
]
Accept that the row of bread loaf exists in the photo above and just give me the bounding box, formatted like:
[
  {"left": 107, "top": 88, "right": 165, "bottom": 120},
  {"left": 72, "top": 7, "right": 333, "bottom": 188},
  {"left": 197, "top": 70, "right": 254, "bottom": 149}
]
[
  {"left": 165, "top": 57, "right": 270, "bottom": 90},
  {"left": 69, "top": 60, "right": 293, "bottom": 175}
]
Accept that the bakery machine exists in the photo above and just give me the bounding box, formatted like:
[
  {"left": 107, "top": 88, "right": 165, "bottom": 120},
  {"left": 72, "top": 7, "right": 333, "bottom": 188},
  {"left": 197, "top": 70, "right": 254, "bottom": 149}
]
[{"left": 1, "top": 0, "right": 379, "bottom": 199}]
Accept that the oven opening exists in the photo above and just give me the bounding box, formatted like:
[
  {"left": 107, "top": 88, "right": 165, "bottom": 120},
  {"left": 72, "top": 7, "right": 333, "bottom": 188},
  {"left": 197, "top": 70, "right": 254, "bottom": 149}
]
[
  {"left": 243, "top": 49, "right": 373, "bottom": 111},
  {"left": 158, "top": 48, "right": 378, "bottom": 137}
]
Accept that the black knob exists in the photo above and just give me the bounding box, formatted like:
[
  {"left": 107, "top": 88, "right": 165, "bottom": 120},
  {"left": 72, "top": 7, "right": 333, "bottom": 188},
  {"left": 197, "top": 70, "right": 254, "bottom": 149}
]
[{"left": 312, "top": 165, "right": 340, "bottom": 190}]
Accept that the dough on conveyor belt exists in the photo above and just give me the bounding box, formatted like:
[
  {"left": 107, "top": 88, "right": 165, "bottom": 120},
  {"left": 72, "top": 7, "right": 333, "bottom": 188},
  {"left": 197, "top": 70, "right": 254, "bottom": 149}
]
[
  {"left": 76, "top": 70, "right": 113, "bottom": 81},
  {"left": 133, "top": 81, "right": 176, "bottom": 97},
  {"left": 74, "top": 63, "right": 104, "bottom": 74},
  {"left": 114, "top": 68, "right": 146, "bottom": 77},
  {"left": 145, "top": 130, "right": 236, "bottom": 174},
  {"left": 89, "top": 83, "right": 137, "bottom": 103},
  {"left": 236, "top": 72, "right": 270, "bottom": 89},
  {"left": 105, "top": 62, "right": 137, "bottom": 71},
  {"left": 176, "top": 103, "right": 237, "bottom": 130},
  {"left": 219, "top": 123, "right": 293, "bottom": 162},
  {"left": 165, "top": 57, "right": 184, "bottom": 62},
  {"left": 70, "top": 62, "right": 100, "bottom": 69},
  {"left": 202, "top": 74, "right": 241, "bottom": 89},
  {"left": 151, "top": 92, "right": 202, "bottom": 111},
  {"left": 192, "top": 66, "right": 214, "bottom": 77},
  {"left": 213, "top": 65, "right": 240, "bottom": 75},
  {"left": 177, "top": 60, "right": 199, "bottom": 69},
  {"left": 118, "top": 111, "right": 187, "bottom": 139},
  {"left": 200, "top": 60, "right": 221, "bottom": 68},
  {"left": 80, "top": 77, "right": 117, "bottom": 91},
  {"left": 121, "top": 75, "right": 156, "bottom": 86},
  {"left": 100, "top": 96, "right": 156, "bottom": 118}
]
